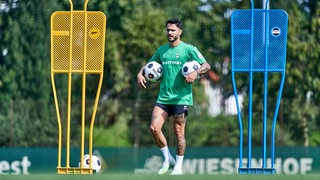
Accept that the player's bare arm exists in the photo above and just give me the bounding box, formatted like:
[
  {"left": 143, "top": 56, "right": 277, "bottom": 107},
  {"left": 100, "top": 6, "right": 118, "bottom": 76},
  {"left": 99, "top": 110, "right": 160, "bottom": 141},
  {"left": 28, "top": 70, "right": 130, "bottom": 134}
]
[
  {"left": 196, "top": 62, "right": 211, "bottom": 74},
  {"left": 137, "top": 67, "right": 147, "bottom": 88},
  {"left": 185, "top": 62, "right": 211, "bottom": 84}
]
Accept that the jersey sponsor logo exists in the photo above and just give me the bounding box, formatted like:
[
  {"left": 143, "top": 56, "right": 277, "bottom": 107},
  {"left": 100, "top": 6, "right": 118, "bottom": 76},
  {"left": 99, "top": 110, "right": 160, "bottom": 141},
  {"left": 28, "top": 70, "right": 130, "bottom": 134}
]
[{"left": 162, "top": 61, "right": 182, "bottom": 65}]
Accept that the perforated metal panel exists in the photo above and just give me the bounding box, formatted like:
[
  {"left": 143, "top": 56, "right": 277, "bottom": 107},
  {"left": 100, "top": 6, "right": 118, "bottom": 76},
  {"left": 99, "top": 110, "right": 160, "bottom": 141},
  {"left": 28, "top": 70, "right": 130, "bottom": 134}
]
[
  {"left": 231, "top": 8, "right": 288, "bottom": 174},
  {"left": 51, "top": 11, "right": 106, "bottom": 73},
  {"left": 50, "top": 9, "right": 106, "bottom": 174},
  {"left": 231, "top": 9, "right": 288, "bottom": 72}
]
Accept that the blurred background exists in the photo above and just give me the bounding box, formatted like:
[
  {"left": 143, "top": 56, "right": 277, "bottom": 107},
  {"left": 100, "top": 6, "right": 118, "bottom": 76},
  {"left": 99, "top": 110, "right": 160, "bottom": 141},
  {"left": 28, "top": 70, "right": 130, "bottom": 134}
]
[{"left": 0, "top": 0, "right": 320, "bottom": 175}]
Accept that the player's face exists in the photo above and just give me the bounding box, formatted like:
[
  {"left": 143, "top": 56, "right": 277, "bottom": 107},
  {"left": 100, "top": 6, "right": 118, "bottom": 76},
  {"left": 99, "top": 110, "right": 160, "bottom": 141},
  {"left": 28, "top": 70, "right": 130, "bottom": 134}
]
[{"left": 166, "top": 23, "right": 181, "bottom": 42}]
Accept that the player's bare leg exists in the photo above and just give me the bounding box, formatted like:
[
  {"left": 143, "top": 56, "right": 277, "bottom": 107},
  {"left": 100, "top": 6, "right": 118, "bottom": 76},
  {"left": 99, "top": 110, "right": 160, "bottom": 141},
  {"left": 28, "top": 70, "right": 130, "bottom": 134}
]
[
  {"left": 150, "top": 106, "right": 175, "bottom": 174},
  {"left": 150, "top": 106, "right": 167, "bottom": 147},
  {"left": 170, "top": 113, "right": 186, "bottom": 175}
]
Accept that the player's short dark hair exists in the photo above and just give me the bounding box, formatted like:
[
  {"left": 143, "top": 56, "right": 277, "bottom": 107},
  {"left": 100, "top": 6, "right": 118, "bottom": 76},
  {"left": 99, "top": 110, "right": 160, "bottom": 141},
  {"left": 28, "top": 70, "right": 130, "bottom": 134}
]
[{"left": 166, "top": 18, "right": 183, "bottom": 30}]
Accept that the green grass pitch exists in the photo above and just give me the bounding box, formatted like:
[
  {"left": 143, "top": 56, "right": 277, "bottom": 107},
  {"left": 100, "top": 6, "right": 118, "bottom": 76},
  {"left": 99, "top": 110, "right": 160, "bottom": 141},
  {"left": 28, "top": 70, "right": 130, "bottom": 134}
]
[{"left": 1, "top": 174, "right": 319, "bottom": 180}]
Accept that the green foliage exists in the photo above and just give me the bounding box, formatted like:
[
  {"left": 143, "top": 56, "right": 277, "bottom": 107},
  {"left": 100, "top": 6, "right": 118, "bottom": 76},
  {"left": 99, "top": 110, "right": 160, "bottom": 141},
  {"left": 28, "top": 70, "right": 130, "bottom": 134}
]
[
  {"left": 0, "top": 0, "right": 61, "bottom": 146},
  {"left": 90, "top": 114, "right": 131, "bottom": 147},
  {"left": 281, "top": 0, "right": 320, "bottom": 146},
  {"left": 0, "top": 0, "right": 320, "bottom": 148}
]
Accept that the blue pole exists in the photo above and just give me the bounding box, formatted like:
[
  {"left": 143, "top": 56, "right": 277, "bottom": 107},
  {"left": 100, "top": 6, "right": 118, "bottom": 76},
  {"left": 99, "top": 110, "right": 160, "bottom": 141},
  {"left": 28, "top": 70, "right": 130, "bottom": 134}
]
[
  {"left": 231, "top": 13, "right": 244, "bottom": 172},
  {"left": 262, "top": 0, "right": 270, "bottom": 169},
  {"left": 263, "top": 0, "right": 270, "bottom": 10},
  {"left": 248, "top": 0, "right": 255, "bottom": 169}
]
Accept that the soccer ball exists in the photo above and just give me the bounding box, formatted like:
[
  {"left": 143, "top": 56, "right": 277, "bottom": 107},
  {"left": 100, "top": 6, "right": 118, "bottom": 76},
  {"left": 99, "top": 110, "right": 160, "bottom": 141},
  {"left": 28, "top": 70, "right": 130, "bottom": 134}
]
[
  {"left": 182, "top": 60, "right": 201, "bottom": 77},
  {"left": 79, "top": 154, "right": 102, "bottom": 173},
  {"left": 143, "top": 61, "right": 163, "bottom": 82}
]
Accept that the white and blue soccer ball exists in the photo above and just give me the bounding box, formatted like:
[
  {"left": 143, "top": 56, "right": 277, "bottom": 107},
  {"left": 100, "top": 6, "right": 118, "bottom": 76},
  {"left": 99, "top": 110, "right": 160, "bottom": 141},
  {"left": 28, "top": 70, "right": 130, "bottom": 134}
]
[
  {"left": 79, "top": 154, "right": 102, "bottom": 173},
  {"left": 182, "top": 60, "right": 201, "bottom": 77},
  {"left": 143, "top": 61, "right": 163, "bottom": 82}
]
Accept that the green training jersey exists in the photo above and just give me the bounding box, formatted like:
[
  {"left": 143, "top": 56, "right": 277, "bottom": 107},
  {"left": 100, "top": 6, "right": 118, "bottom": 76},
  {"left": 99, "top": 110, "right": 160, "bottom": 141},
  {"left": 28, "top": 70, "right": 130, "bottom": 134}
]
[{"left": 148, "top": 42, "right": 207, "bottom": 105}]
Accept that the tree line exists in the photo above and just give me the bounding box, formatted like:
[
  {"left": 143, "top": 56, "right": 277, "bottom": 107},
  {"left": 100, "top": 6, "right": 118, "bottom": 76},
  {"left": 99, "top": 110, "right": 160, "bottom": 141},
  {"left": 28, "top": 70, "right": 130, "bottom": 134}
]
[{"left": 0, "top": 0, "right": 320, "bottom": 147}]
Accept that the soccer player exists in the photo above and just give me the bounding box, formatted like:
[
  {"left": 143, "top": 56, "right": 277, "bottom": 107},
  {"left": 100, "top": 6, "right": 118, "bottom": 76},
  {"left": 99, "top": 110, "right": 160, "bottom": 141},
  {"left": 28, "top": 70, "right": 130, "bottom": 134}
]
[{"left": 137, "top": 18, "right": 210, "bottom": 175}]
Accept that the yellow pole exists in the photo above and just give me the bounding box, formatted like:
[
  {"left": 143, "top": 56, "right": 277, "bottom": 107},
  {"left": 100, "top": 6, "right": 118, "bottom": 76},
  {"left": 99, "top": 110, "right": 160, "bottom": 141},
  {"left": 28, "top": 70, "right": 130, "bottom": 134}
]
[
  {"left": 50, "top": 9, "right": 62, "bottom": 171},
  {"left": 51, "top": 40, "right": 62, "bottom": 170},
  {"left": 89, "top": 12, "right": 106, "bottom": 174},
  {"left": 80, "top": 0, "right": 90, "bottom": 171},
  {"left": 66, "top": 0, "right": 74, "bottom": 170}
]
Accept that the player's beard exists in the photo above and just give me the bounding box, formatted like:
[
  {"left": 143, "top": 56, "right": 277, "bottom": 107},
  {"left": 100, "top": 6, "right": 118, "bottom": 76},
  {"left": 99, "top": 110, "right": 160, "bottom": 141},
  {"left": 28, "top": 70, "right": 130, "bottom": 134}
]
[{"left": 167, "top": 35, "right": 178, "bottom": 42}]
